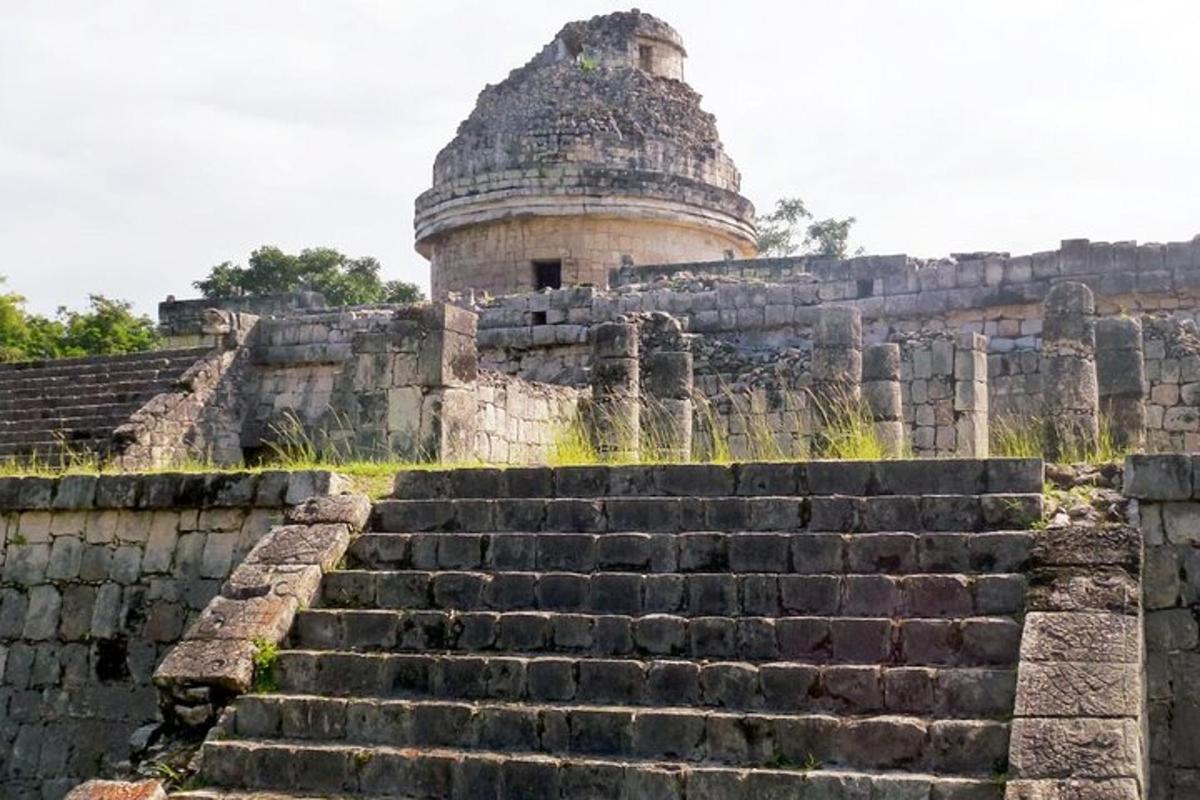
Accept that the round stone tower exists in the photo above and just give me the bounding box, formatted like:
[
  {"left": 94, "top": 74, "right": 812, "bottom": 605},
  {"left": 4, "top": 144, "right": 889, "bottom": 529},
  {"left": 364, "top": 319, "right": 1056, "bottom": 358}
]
[{"left": 414, "top": 9, "right": 757, "bottom": 299}]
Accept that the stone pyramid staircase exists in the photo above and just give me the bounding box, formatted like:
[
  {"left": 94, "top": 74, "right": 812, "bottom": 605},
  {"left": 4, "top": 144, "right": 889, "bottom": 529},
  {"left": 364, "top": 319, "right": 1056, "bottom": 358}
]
[
  {"left": 0, "top": 347, "right": 211, "bottom": 462},
  {"left": 180, "top": 459, "right": 1042, "bottom": 799}
]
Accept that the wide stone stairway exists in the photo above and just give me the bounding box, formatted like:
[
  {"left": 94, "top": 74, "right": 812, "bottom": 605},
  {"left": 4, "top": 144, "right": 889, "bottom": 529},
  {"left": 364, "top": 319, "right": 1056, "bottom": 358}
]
[
  {"left": 182, "top": 460, "right": 1042, "bottom": 799},
  {"left": 0, "top": 347, "right": 211, "bottom": 461}
]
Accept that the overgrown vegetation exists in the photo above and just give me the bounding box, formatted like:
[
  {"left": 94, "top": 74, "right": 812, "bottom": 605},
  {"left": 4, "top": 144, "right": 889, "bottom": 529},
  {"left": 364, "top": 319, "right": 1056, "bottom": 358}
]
[
  {"left": 194, "top": 246, "right": 423, "bottom": 306},
  {"left": 549, "top": 387, "right": 897, "bottom": 466},
  {"left": 0, "top": 279, "right": 159, "bottom": 362},
  {"left": 990, "top": 414, "right": 1133, "bottom": 463}
]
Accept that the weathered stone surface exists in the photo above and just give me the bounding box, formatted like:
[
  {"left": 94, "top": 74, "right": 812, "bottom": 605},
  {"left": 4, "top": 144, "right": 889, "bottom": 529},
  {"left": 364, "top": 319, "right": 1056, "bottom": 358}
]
[
  {"left": 244, "top": 523, "right": 350, "bottom": 569},
  {"left": 64, "top": 780, "right": 166, "bottom": 800},
  {"left": 1020, "top": 612, "right": 1139, "bottom": 663},
  {"left": 1014, "top": 663, "right": 1141, "bottom": 717},
  {"left": 154, "top": 637, "right": 257, "bottom": 693},
  {"left": 284, "top": 494, "right": 371, "bottom": 531},
  {"left": 1010, "top": 718, "right": 1141, "bottom": 779}
]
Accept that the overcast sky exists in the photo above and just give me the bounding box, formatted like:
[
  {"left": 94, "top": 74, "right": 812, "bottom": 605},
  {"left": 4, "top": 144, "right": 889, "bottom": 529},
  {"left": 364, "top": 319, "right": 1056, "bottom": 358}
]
[{"left": 2, "top": 1, "right": 1198, "bottom": 316}]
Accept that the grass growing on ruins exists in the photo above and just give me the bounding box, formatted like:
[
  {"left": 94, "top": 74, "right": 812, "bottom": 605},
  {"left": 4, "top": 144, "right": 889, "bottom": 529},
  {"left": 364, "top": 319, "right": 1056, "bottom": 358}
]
[
  {"left": 811, "top": 392, "right": 896, "bottom": 461},
  {"left": 991, "top": 413, "right": 1134, "bottom": 463},
  {"left": 250, "top": 636, "right": 280, "bottom": 693}
]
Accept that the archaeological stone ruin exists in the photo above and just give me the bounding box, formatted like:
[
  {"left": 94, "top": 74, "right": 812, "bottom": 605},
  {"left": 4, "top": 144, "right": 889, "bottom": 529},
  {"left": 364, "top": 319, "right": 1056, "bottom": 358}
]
[{"left": 2, "top": 8, "right": 1199, "bottom": 800}]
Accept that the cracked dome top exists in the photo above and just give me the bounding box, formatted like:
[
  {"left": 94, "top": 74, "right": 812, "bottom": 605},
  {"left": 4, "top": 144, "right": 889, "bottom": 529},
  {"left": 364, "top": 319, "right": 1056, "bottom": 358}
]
[{"left": 414, "top": 9, "right": 755, "bottom": 248}]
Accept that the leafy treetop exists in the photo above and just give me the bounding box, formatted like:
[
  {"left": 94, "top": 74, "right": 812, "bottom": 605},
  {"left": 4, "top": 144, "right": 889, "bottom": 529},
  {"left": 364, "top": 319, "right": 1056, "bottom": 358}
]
[
  {"left": 194, "top": 246, "right": 424, "bottom": 307},
  {"left": 755, "top": 197, "right": 861, "bottom": 259},
  {"left": 0, "top": 280, "right": 159, "bottom": 362}
]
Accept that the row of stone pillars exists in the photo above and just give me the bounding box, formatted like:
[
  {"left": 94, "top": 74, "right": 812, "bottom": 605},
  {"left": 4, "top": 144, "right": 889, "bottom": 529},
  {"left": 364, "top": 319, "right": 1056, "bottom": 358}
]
[
  {"left": 590, "top": 307, "right": 919, "bottom": 461},
  {"left": 1043, "top": 280, "right": 1147, "bottom": 458},
  {"left": 589, "top": 280, "right": 1147, "bottom": 463}
]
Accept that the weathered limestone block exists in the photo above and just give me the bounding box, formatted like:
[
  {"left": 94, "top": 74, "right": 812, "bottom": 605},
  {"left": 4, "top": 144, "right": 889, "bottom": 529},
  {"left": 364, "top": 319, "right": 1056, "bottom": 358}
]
[
  {"left": 1005, "top": 778, "right": 1141, "bottom": 799},
  {"left": 862, "top": 343, "right": 903, "bottom": 456},
  {"left": 591, "top": 321, "right": 641, "bottom": 459},
  {"left": 244, "top": 523, "right": 351, "bottom": 570},
  {"left": 284, "top": 494, "right": 371, "bottom": 530},
  {"left": 1014, "top": 663, "right": 1142, "bottom": 717},
  {"left": 1010, "top": 718, "right": 1142, "bottom": 779},
  {"left": 65, "top": 779, "right": 166, "bottom": 800},
  {"left": 639, "top": 313, "right": 693, "bottom": 460},
  {"left": 812, "top": 306, "right": 863, "bottom": 402},
  {"left": 1041, "top": 282, "right": 1100, "bottom": 460}
]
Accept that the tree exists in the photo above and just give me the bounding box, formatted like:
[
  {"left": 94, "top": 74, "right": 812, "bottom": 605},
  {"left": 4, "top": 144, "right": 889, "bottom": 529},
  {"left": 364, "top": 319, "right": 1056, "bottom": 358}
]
[
  {"left": 755, "top": 197, "right": 860, "bottom": 259},
  {"left": 0, "top": 280, "right": 159, "bottom": 362},
  {"left": 56, "top": 296, "right": 161, "bottom": 356},
  {"left": 194, "top": 246, "right": 425, "bottom": 306}
]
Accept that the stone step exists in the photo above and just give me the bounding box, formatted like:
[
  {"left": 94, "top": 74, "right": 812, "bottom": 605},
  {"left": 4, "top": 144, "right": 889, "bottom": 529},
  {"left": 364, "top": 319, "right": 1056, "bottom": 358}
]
[
  {"left": 273, "top": 650, "right": 1017, "bottom": 718},
  {"left": 347, "top": 530, "right": 1033, "bottom": 575},
  {"left": 0, "top": 424, "right": 121, "bottom": 446},
  {"left": 0, "top": 365, "right": 183, "bottom": 391},
  {"left": 195, "top": 741, "right": 1009, "bottom": 797},
  {"left": 0, "top": 377, "right": 175, "bottom": 405},
  {"left": 291, "top": 609, "right": 1022, "bottom": 666},
  {"left": 371, "top": 493, "right": 1041, "bottom": 534},
  {"left": 0, "top": 439, "right": 109, "bottom": 459},
  {"left": 0, "top": 401, "right": 150, "bottom": 423},
  {"left": 391, "top": 459, "right": 1043, "bottom": 500},
  {"left": 0, "top": 346, "right": 207, "bottom": 371},
  {"left": 227, "top": 696, "right": 1010, "bottom": 774},
  {"left": 0, "top": 412, "right": 131, "bottom": 433},
  {"left": 320, "top": 570, "right": 1026, "bottom": 618}
]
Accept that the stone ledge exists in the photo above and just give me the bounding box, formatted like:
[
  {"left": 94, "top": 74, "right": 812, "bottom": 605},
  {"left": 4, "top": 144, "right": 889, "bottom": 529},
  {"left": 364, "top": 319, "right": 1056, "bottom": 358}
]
[
  {"left": 371, "top": 492, "right": 1041, "bottom": 534},
  {"left": 390, "top": 458, "right": 1044, "bottom": 500},
  {"left": 0, "top": 470, "right": 351, "bottom": 511}
]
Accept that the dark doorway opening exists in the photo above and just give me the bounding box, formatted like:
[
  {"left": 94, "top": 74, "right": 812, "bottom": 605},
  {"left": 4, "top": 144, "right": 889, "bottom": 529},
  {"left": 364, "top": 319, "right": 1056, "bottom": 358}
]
[
  {"left": 533, "top": 259, "right": 562, "bottom": 290},
  {"left": 639, "top": 45, "right": 654, "bottom": 72}
]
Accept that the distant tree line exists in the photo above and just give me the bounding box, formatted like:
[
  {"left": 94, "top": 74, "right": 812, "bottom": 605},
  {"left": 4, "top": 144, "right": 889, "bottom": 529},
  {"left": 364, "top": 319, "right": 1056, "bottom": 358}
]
[
  {"left": 0, "top": 281, "right": 159, "bottom": 362},
  {"left": 0, "top": 245, "right": 423, "bottom": 362},
  {"left": 194, "top": 246, "right": 424, "bottom": 306}
]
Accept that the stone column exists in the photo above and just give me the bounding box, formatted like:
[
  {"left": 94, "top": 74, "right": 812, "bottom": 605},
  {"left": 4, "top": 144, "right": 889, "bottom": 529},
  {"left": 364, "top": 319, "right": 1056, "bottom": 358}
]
[
  {"left": 811, "top": 306, "right": 863, "bottom": 448},
  {"left": 639, "top": 312, "right": 693, "bottom": 461},
  {"left": 1096, "top": 316, "right": 1147, "bottom": 452},
  {"left": 862, "top": 343, "right": 904, "bottom": 456},
  {"left": 367, "top": 303, "right": 478, "bottom": 463},
  {"left": 1041, "top": 282, "right": 1100, "bottom": 460},
  {"left": 590, "top": 320, "right": 640, "bottom": 461},
  {"left": 953, "top": 332, "right": 989, "bottom": 457},
  {"left": 812, "top": 306, "right": 863, "bottom": 408}
]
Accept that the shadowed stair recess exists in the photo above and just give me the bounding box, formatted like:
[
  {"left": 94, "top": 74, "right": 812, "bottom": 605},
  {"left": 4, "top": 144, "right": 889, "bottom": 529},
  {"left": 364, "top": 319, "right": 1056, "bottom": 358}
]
[{"left": 179, "top": 459, "right": 1043, "bottom": 800}]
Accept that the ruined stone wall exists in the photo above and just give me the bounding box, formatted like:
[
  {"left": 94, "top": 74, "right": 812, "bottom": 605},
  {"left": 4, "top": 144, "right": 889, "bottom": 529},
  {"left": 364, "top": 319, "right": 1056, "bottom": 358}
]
[
  {"left": 1126, "top": 454, "right": 1200, "bottom": 799},
  {"left": 158, "top": 293, "right": 327, "bottom": 349},
  {"left": 895, "top": 332, "right": 988, "bottom": 457},
  {"left": 615, "top": 237, "right": 1200, "bottom": 330},
  {"left": 474, "top": 372, "right": 583, "bottom": 465},
  {"left": 1142, "top": 318, "right": 1200, "bottom": 452},
  {"left": 0, "top": 470, "right": 347, "bottom": 799},
  {"left": 243, "top": 303, "right": 478, "bottom": 463}
]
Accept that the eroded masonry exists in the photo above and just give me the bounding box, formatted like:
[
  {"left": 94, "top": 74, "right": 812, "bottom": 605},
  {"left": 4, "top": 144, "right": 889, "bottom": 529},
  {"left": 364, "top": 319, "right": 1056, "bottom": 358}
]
[{"left": 2, "top": 8, "right": 1198, "bottom": 800}]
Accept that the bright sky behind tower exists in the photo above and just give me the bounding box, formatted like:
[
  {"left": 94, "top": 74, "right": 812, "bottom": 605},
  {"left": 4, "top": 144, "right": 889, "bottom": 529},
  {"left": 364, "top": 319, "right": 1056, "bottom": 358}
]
[{"left": 1, "top": 0, "right": 1197, "bottom": 315}]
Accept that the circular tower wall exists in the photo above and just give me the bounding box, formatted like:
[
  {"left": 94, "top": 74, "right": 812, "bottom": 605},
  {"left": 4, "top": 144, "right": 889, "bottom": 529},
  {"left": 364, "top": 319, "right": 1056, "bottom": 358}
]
[{"left": 414, "top": 10, "right": 757, "bottom": 298}]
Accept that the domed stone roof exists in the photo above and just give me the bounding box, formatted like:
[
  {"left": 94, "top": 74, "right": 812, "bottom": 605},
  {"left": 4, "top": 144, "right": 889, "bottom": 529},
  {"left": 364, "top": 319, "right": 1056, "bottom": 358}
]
[{"left": 414, "top": 9, "right": 756, "bottom": 257}]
